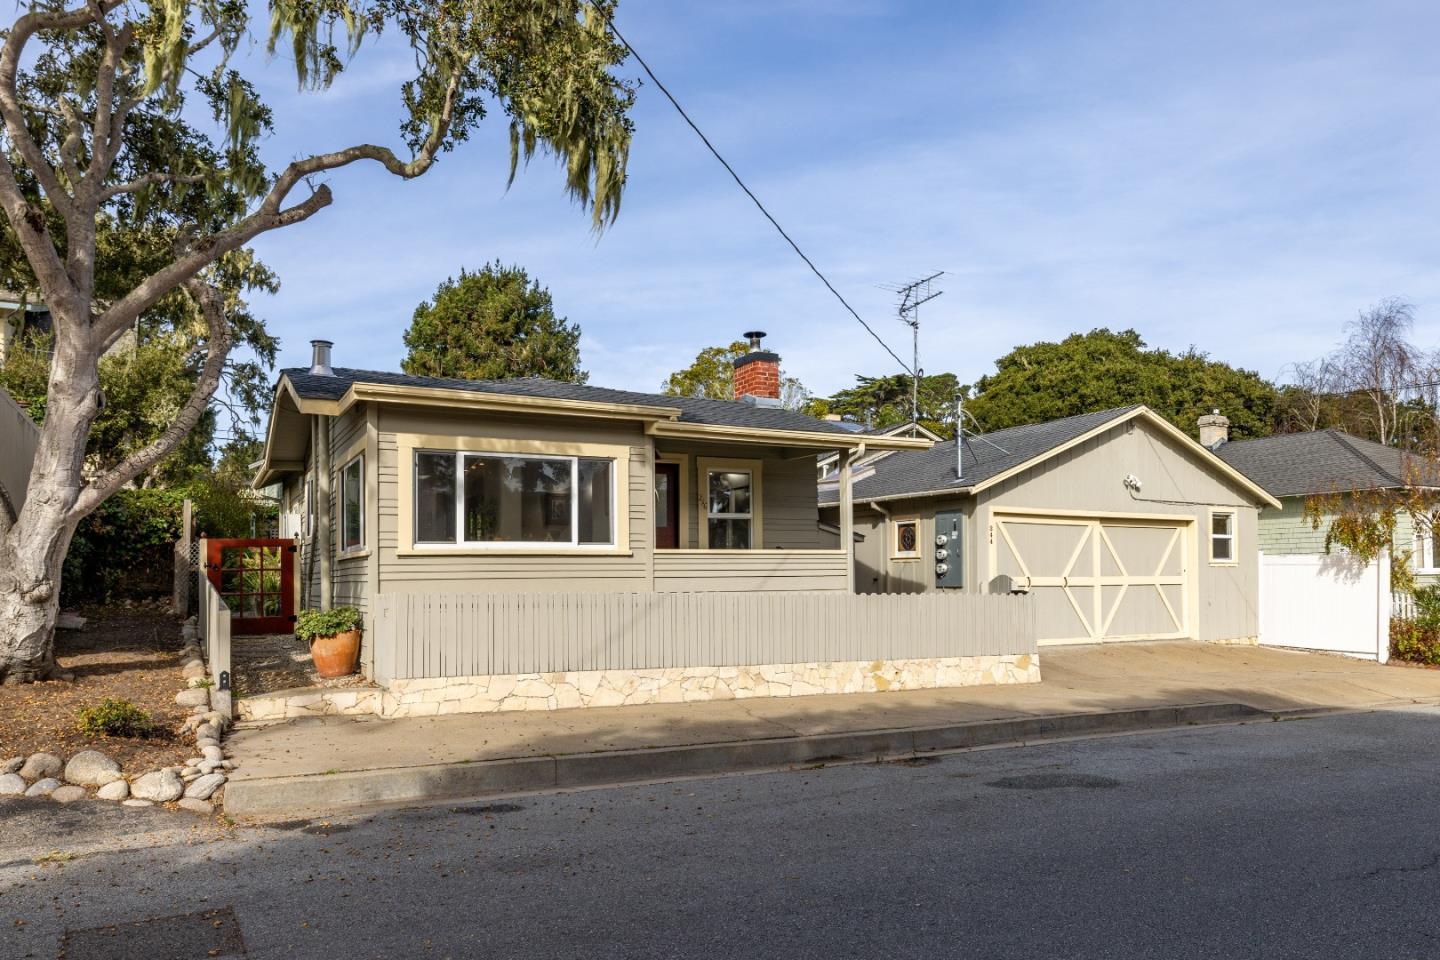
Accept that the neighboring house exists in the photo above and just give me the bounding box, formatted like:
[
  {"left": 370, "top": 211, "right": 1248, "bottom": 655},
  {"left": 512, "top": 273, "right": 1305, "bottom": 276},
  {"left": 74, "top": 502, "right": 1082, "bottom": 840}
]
[
  {"left": 818, "top": 405, "right": 1279, "bottom": 646},
  {"left": 0, "top": 288, "right": 51, "bottom": 365},
  {"left": 1210, "top": 422, "right": 1438, "bottom": 579},
  {"left": 245, "top": 336, "right": 1046, "bottom": 718},
  {"left": 0, "top": 384, "right": 39, "bottom": 521}
]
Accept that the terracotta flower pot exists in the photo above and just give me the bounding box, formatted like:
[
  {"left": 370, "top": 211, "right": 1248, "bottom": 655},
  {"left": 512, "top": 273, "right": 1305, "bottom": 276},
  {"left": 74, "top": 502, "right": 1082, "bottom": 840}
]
[{"left": 310, "top": 629, "right": 361, "bottom": 678}]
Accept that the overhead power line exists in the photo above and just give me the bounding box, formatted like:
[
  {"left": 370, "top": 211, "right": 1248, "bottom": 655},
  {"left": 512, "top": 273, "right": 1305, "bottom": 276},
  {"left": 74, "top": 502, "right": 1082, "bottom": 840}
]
[{"left": 591, "top": 4, "right": 913, "bottom": 375}]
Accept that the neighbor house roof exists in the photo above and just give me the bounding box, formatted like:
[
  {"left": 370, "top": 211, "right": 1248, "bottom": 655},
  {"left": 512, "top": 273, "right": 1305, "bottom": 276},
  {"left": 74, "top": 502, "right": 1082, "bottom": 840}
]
[
  {"left": 820, "top": 405, "right": 1280, "bottom": 508},
  {"left": 1213, "top": 429, "right": 1432, "bottom": 498}
]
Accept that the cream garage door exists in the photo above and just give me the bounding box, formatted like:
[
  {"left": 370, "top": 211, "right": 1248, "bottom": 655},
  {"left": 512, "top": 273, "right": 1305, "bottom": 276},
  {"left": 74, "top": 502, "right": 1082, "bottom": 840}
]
[{"left": 991, "top": 513, "right": 1191, "bottom": 643}]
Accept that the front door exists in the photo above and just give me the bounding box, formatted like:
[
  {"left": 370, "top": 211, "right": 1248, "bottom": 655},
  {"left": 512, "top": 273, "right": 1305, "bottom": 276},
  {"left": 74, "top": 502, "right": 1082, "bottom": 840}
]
[{"left": 655, "top": 462, "right": 681, "bottom": 549}]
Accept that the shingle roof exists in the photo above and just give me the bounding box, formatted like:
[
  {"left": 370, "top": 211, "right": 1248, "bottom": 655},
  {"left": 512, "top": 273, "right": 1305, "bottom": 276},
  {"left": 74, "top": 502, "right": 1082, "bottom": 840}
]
[
  {"left": 820, "top": 406, "right": 1142, "bottom": 505},
  {"left": 1212, "top": 429, "right": 1420, "bottom": 498},
  {"left": 282, "top": 367, "right": 856, "bottom": 436}
]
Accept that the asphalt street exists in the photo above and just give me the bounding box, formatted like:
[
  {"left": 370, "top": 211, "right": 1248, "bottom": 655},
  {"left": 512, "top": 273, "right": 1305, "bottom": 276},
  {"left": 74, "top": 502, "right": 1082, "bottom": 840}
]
[{"left": 4, "top": 706, "right": 1440, "bottom": 959}]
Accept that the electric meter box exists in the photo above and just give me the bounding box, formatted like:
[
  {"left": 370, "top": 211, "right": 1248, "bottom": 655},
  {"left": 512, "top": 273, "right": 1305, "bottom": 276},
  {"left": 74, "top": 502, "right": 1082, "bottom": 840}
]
[{"left": 933, "top": 510, "right": 964, "bottom": 589}]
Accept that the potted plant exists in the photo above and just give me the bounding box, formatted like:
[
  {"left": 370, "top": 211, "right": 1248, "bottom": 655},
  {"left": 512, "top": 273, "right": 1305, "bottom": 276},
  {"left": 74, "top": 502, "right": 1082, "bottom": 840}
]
[{"left": 296, "top": 607, "right": 363, "bottom": 678}]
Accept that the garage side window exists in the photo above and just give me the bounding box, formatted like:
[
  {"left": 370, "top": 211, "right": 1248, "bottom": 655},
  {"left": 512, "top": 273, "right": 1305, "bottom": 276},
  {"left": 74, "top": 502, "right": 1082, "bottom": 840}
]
[
  {"left": 1210, "top": 510, "right": 1236, "bottom": 563},
  {"left": 892, "top": 519, "right": 920, "bottom": 559}
]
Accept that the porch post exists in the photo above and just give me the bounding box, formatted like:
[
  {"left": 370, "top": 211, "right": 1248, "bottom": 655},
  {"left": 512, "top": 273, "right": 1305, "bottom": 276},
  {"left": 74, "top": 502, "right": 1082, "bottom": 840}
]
[{"left": 839, "top": 447, "right": 855, "bottom": 592}]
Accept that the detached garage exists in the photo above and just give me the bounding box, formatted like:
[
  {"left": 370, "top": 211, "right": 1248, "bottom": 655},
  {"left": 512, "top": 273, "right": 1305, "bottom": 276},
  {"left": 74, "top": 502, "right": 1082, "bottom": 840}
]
[{"left": 819, "top": 406, "right": 1279, "bottom": 645}]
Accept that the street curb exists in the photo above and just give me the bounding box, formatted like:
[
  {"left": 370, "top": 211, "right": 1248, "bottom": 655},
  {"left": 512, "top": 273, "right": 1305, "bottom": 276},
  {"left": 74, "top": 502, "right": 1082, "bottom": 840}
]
[{"left": 223, "top": 701, "right": 1286, "bottom": 818}]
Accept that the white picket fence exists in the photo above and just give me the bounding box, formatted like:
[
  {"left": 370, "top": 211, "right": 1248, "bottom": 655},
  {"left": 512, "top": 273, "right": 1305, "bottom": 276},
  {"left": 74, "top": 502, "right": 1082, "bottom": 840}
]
[
  {"left": 1393, "top": 591, "right": 1418, "bottom": 621},
  {"left": 1258, "top": 550, "right": 1390, "bottom": 662}
]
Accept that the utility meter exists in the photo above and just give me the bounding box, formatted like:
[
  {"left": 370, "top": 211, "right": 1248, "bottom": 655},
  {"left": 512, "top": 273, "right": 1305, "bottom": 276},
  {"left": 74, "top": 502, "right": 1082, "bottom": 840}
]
[{"left": 934, "top": 510, "right": 964, "bottom": 589}]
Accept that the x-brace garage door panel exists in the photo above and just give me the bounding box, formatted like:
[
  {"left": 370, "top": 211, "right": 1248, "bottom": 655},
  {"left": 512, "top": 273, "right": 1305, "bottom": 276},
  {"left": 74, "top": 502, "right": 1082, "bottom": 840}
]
[{"left": 992, "top": 513, "right": 1190, "bottom": 643}]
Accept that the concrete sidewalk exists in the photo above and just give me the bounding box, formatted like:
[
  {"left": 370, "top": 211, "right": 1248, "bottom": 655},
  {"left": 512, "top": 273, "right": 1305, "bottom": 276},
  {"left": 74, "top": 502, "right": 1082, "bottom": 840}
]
[{"left": 223, "top": 642, "right": 1440, "bottom": 817}]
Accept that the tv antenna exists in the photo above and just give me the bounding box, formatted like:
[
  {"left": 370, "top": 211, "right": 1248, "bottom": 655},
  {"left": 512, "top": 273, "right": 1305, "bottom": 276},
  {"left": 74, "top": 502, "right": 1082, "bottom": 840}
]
[{"left": 878, "top": 271, "right": 944, "bottom": 427}]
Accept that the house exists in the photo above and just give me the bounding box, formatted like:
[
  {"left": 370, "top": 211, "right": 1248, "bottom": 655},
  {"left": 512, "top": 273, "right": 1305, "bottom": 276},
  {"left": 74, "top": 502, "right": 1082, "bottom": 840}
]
[
  {"left": 1208, "top": 419, "right": 1418, "bottom": 660},
  {"left": 244, "top": 336, "right": 1043, "bottom": 718},
  {"left": 818, "top": 405, "right": 1280, "bottom": 645},
  {"left": 0, "top": 288, "right": 50, "bottom": 365},
  {"left": 1211, "top": 421, "right": 1438, "bottom": 579}
]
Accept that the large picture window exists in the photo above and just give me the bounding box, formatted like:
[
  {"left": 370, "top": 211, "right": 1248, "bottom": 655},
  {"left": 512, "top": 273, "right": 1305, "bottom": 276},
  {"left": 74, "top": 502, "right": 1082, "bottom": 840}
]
[
  {"left": 413, "top": 451, "right": 614, "bottom": 548},
  {"left": 707, "top": 469, "right": 753, "bottom": 549},
  {"left": 340, "top": 454, "right": 364, "bottom": 551}
]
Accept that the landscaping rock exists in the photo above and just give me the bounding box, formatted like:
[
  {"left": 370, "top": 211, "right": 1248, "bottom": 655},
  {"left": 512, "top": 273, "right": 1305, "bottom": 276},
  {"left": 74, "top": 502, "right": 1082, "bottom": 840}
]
[
  {"left": 196, "top": 736, "right": 220, "bottom": 749},
  {"left": 130, "top": 769, "right": 183, "bottom": 802},
  {"left": 56, "top": 612, "right": 87, "bottom": 630},
  {"left": 19, "top": 752, "right": 63, "bottom": 781},
  {"left": 96, "top": 780, "right": 129, "bottom": 801},
  {"left": 175, "top": 688, "right": 210, "bottom": 708},
  {"left": 201, "top": 745, "right": 224, "bottom": 763},
  {"left": 198, "top": 760, "right": 223, "bottom": 775},
  {"left": 64, "top": 750, "right": 121, "bottom": 787},
  {"left": 24, "top": 778, "right": 61, "bottom": 797},
  {"left": 177, "top": 798, "right": 213, "bottom": 815},
  {"left": 50, "top": 786, "right": 86, "bottom": 803},
  {"left": 195, "top": 725, "right": 221, "bottom": 742},
  {"left": 121, "top": 799, "right": 153, "bottom": 807},
  {"left": 185, "top": 773, "right": 226, "bottom": 800},
  {"left": 182, "top": 661, "right": 207, "bottom": 680},
  {"left": 2, "top": 757, "right": 24, "bottom": 775},
  {"left": 0, "top": 773, "right": 25, "bottom": 796}
]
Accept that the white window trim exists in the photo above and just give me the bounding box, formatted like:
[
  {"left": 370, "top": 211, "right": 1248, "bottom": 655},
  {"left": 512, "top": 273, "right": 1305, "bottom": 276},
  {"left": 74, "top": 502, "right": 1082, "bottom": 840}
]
[
  {"left": 891, "top": 517, "right": 921, "bottom": 561},
  {"left": 697, "top": 457, "right": 763, "bottom": 550},
  {"left": 337, "top": 452, "right": 366, "bottom": 555},
  {"left": 1208, "top": 508, "right": 1237, "bottom": 566},
  {"left": 411, "top": 449, "right": 619, "bottom": 552},
  {"left": 1414, "top": 529, "right": 1440, "bottom": 574}
]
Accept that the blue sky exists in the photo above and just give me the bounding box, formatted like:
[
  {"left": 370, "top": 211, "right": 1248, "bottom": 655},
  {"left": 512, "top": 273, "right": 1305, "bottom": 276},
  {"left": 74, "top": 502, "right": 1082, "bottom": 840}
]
[{"left": 238, "top": 0, "right": 1440, "bottom": 398}]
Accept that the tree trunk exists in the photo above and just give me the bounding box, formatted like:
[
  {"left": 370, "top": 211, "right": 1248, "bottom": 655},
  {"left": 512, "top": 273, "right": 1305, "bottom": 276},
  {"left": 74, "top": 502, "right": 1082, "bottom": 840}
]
[{"left": 0, "top": 332, "right": 100, "bottom": 683}]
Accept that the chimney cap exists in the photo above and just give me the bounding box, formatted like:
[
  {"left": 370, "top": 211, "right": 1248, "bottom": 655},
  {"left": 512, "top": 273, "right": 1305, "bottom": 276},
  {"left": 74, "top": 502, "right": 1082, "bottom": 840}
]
[
  {"left": 743, "top": 330, "right": 767, "bottom": 350},
  {"left": 309, "top": 339, "right": 335, "bottom": 377}
]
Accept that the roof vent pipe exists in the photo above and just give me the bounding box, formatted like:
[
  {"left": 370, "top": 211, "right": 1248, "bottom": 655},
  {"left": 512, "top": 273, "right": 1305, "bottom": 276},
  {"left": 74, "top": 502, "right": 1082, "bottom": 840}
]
[{"left": 310, "top": 339, "right": 335, "bottom": 377}]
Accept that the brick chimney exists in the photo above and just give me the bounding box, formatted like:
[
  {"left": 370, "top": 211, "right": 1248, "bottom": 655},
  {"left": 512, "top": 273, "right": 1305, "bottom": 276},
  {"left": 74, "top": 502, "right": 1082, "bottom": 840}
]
[
  {"left": 1198, "top": 409, "right": 1230, "bottom": 448},
  {"left": 732, "top": 331, "right": 781, "bottom": 406}
]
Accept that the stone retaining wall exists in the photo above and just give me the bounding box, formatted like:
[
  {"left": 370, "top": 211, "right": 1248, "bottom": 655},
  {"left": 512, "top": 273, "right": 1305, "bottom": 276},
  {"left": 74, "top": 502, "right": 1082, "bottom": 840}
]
[{"left": 376, "top": 654, "right": 1041, "bottom": 718}]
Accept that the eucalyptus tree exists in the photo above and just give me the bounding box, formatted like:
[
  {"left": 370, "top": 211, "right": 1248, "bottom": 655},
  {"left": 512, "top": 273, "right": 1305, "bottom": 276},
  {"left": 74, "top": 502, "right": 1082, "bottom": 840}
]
[{"left": 0, "top": 0, "right": 635, "bottom": 682}]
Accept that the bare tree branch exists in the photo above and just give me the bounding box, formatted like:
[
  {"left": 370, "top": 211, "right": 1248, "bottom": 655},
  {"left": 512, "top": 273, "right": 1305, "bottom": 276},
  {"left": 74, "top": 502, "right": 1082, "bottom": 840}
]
[
  {"left": 91, "top": 69, "right": 462, "bottom": 346},
  {"left": 72, "top": 277, "right": 231, "bottom": 517},
  {"left": 100, "top": 171, "right": 211, "bottom": 201}
]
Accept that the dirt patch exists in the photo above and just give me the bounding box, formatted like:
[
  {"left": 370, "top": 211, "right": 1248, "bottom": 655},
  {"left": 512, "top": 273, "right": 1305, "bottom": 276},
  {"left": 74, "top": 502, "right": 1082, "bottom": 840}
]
[
  {"left": 0, "top": 604, "right": 192, "bottom": 773},
  {"left": 231, "top": 633, "right": 368, "bottom": 699}
]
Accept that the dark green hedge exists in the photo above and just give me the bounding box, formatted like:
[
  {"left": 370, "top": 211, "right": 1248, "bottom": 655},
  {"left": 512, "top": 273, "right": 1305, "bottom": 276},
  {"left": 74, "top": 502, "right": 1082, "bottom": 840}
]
[{"left": 63, "top": 484, "right": 276, "bottom": 604}]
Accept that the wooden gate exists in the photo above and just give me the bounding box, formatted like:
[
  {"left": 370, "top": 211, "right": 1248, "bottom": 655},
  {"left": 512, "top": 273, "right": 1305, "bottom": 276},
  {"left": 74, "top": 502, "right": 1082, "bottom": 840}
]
[{"left": 204, "top": 538, "right": 296, "bottom": 634}]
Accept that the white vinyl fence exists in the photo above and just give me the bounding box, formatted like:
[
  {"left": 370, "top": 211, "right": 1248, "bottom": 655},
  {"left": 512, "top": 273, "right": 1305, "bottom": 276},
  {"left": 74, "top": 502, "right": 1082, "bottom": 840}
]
[
  {"left": 373, "top": 590, "right": 1038, "bottom": 684},
  {"left": 1259, "top": 550, "right": 1390, "bottom": 662},
  {"left": 196, "top": 548, "right": 234, "bottom": 718}
]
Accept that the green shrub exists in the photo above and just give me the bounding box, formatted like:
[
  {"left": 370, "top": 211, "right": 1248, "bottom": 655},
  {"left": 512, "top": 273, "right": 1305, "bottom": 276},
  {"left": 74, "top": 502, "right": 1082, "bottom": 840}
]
[
  {"left": 1412, "top": 586, "right": 1440, "bottom": 631},
  {"left": 76, "top": 699, "right": 156, "bottom": 739},
  {"left": 295, "top": 606, "right": 364, "bottom": 643}
]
